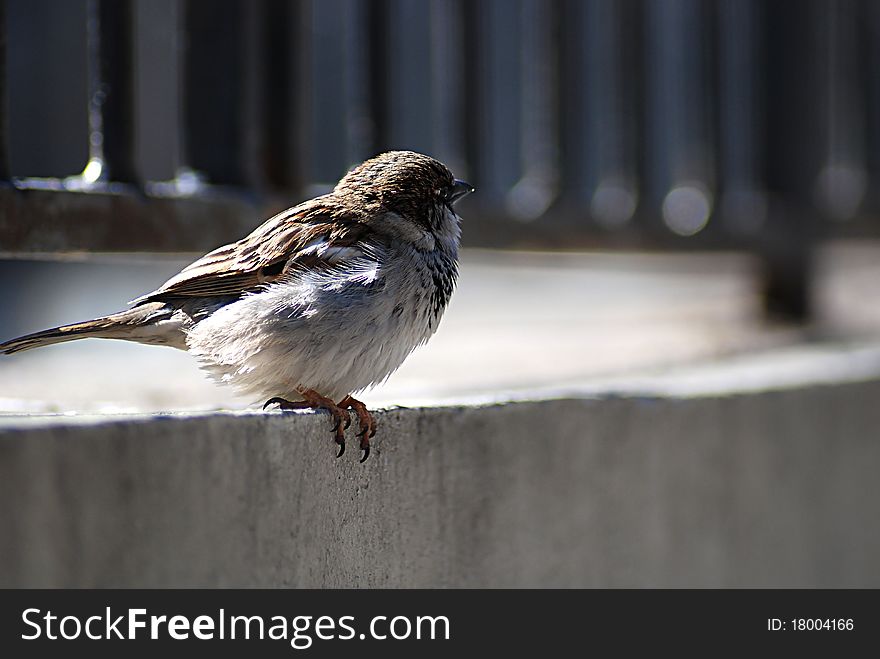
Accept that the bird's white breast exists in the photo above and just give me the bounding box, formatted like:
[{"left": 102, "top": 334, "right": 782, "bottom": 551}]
[{"left": 184, "top": 241, "right": 453, "bottom": 403}]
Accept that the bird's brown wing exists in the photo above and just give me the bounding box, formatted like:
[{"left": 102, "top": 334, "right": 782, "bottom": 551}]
[{"left": 133, "top": 199, "right": 372, "bottom": 305}]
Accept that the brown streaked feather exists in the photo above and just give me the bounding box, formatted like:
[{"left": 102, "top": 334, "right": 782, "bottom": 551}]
[
  {"left": 0, "top": 302, "right": 182, "bottom": 354},
  {"left": 134, "top": 199, "right": 374, "bottom": 304}
]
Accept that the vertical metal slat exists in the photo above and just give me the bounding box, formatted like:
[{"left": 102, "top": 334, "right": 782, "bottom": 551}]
[
  {"left": 182, "top": 0, "right": 250, "bottom": 187},
  {"left": 717, "top": 0, "right": 766, "bottom": 238},
  {"left": 760, "top": 0, "right": 830, "bottom": 321},
  {"left": 644, "top": 0, "right": 716, "bottom": 237},
  {"left": 860, "top": 0, "right": 880, "bottom": 215},
  {"left": 387, "top": 0, "right": 434, "bottom": 154},
  {"left": 475, "top": 0, "right": 523, "bottom": 203},
  {"left": 84, "top": 0, "right": 138, "bottom": 184},
  {"left": 817, "top": 0, "right": 866, "bottom": 222},
  {"left": 506, "top": 0, "right": 559, "bottom": 222},
  {"left": 582, "top": 0, "right": 639, "bottom": 229},
  {"left": 429, "top": 0, "right": 467, "bottom": 177},
  {"left": 306, "top": 0, "right": 363, "bottom": 186},
  {"left": 0, "top": 1, "right": 8, "bottom": 182}
]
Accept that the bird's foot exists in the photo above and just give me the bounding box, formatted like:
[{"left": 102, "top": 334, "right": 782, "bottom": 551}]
[
  {"left": 264, "top": 390, "right": 351, "bottom": 458},
  {"left": 338, "top": 395, "right": 377, "bottom": 463}
]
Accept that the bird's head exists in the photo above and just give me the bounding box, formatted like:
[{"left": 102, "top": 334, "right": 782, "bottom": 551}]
[{"left": 334, "top": 151, "right": 474, "bottom": 247}]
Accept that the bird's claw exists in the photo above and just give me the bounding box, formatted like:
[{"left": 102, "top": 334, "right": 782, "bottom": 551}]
[
  {"left": 266, "top": 391, "right": 376, "bottom": 462},
  {"left": 356, "top": 426, "right": 373, "bottom": 460},
  {"left": 331, "top": 413, "right": 352, "bottom": 433},
  {"left": 332, "top": 413, "right": 349, "bottom": 458}
]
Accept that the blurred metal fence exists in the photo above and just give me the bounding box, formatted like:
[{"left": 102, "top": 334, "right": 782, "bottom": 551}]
[{"left": 1, "top": 0, "right": 879, "bottom": 319}]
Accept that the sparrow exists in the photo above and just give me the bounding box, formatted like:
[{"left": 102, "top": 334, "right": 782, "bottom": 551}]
[{"left": 1, "top": 151, "right": 474, "bottom": 462}]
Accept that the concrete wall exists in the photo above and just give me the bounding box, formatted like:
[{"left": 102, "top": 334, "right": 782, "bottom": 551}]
[{"left": 2, "top": 375, "right": 880, "bottom": 587}]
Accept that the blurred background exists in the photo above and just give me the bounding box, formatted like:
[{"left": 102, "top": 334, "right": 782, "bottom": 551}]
[{"left": 1, "top": 0, "right": 880, "bottom": 411}]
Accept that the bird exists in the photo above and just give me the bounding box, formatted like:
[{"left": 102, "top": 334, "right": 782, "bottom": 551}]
[{"left": 1, "top": 150, "right": 474, "bottom": 462}]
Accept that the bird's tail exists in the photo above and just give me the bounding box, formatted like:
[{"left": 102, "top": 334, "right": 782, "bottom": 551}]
[{"left": 0, "top": 302, "right": 185, "bottom": 354}]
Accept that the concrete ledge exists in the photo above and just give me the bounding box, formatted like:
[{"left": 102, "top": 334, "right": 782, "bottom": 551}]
[{"left": 2, "top": 352, "right": 880, "bottom": 587}]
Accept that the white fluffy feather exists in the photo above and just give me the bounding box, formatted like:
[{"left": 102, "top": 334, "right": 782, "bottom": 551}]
[{"left": 185, "top": 220, "right": 457, "bottom": 402}]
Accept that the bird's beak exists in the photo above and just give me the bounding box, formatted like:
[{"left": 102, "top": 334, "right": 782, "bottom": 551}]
[{"left": 450, "top": 179, "right": 475, "bottom": 205}]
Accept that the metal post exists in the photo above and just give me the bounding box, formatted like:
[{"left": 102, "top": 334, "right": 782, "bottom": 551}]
[
  {"left": 85, "top": 0, "right": 138, "bottom": 184},
  {"left": 0, "top": 1, "right": 9, "bottom": 182},
  {"left": 760, "top": 0, "right": 829, "bottom": 322},
  {"left": 182, "top": 0, "right": 250, "bottom": 187}
]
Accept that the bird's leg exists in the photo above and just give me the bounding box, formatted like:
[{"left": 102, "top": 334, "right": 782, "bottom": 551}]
[
  {"left": 264, "top": 390, "right": 351, "bottom": 458},
  {"left": 338, "top": 395, "right": 377, "bottom": 463}
]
